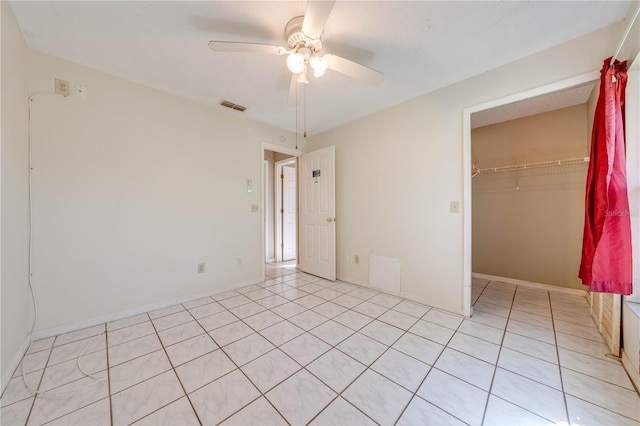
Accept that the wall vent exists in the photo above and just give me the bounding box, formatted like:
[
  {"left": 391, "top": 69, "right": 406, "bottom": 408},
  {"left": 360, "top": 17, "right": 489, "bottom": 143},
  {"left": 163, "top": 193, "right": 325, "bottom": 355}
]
[{"left": 220, "top": 100, "right": 247, "bottom": 112}]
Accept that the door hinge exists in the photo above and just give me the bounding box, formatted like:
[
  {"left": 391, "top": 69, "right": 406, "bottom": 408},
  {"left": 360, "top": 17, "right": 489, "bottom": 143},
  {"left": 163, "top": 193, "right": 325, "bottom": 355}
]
[
  {"left": 281, "top": 208, "right": 284, "bottom": 213},
  {"left": 280, "top": 174, "right": 284, "bottom": 179},
  {"left": 281, "top": 243, "right": 284, "bottom": 248}
]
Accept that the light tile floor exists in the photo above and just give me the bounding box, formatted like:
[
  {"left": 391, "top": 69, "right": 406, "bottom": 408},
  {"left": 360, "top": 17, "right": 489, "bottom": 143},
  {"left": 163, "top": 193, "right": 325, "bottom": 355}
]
[{"left": 2, "top": 265, "right": 639, "bottom": 425}]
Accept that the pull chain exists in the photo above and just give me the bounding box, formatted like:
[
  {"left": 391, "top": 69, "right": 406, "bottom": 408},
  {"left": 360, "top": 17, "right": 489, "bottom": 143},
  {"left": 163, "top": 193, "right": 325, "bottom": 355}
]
[
  {"left": 295, "top": 82, "right": 298, "bottom": 150},
  {"left": 304, "top": 83, "right": 307, "bottom": 139}
]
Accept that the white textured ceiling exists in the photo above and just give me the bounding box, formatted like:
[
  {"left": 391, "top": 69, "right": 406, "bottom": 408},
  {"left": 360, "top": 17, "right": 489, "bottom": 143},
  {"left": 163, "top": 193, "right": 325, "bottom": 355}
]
[{"left": 10, "top": 1, "right": 632, "bottom": 135}]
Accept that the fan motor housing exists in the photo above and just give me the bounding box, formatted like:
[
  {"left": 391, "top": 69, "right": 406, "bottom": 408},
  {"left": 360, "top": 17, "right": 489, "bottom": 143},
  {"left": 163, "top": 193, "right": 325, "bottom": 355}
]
[{"left": 285, "top": 16, "right": 322, "bottom": 51}]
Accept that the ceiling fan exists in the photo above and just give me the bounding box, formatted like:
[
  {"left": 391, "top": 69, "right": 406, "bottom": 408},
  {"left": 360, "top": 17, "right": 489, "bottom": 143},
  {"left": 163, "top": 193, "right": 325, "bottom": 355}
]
[{"left": 208, "top": 1, "right": 384, "bottom": 105}]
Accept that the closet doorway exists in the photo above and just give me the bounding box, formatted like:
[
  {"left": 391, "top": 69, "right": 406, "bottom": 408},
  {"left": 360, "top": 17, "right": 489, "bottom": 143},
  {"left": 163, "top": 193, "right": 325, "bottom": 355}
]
[
  {"left": 470, "top": 86, "right": 595, "bottom": 293},
  {"left": 463, "top": 69, "right": 639, "bottom": 359},
  {"left": 462, "top": 72, "right": 599, "bottom": 317}
]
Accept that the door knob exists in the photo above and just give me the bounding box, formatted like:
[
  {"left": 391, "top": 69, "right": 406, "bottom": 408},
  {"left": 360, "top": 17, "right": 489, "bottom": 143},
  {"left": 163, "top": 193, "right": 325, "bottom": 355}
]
[{"left": 326, "top": 217, "right": 335, "bottom": 222}]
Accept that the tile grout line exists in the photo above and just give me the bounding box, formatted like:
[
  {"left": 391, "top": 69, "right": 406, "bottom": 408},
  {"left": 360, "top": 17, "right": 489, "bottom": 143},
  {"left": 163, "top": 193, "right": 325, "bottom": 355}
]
[
  {"left": 480, "top": 286, "right": 633, "bottom": 420},
  {"left": 479, "top": 280, "right": 515, "bottom": 426},
  {"left": 211, "top": 273, "right": 304, "bottom": 426},
  {"left": 102, "top": 324, "right": 114, "bottom": 426},
  {"left": 261, "top": 283, "right": 369, "bottom": 424},
  {"left": 492, "top": 285, "right": 575, "bottom": 424},
  {"left": 154, "top": 305, "right": 205, "bottom": 426},
  {"left": 191, "top": 283, "right": 295, "bottom": 425},
  {"left": 237, "top": 278, "right": 413, "bottom": 424},
  {"left": 299, "top": 299, "right": 406, "bottom": 425},
  {"left": 23, "top": 334, "right": 58, "bottom": 425},
  {"left": 14, "top": 271, "right": 633, "bottom": 425},
  {"left": 482, "top": 286, "right": 565, "bottom": 424},
  {"left": 549, "top": 291, "right": 572, "bottom": 425},
  {"left": 392, "top": 305, "right": 465, "bottom": 426},
  {"left": 272, "top": 280, "right": 481, "bottom": 425},
  {"left": 109, "top": 308, "right": 211, "bottom": 424}
]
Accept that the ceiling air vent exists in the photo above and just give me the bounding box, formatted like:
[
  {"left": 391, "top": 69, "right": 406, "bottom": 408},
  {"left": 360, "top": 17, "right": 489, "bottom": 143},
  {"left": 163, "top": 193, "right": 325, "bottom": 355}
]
[{"left": 220, "top": 100, "right": 247, "bottom": 112}]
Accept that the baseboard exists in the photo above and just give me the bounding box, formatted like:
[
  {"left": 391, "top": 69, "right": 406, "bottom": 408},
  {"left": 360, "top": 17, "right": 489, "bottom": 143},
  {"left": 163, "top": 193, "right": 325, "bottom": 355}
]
[
  {"left": 621, "top": 349, "right": 640, "bottom": 392},
  {"left": 337, "top": 275, "right": 467, "bottom": 317},
  {"left": 1, "top": 334, "right": 31, "bottom": 394},
  {"left": 266, "top": 258, "right": 275, "bottom": 263},
  {"left": 472, "top": 273, "right": 588, "bottom": 299},
  {"left": 32, "top": 278, "right": 260, "bottom": 341},
  {"left": 336, "top": 274, "right": 369, "bottom": 287}
]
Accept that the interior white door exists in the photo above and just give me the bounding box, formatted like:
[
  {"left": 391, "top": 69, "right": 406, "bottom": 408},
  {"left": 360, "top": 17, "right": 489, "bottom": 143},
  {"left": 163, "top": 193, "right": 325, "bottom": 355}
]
[
  {"left": 282, "top": 165, "right": 297, "bottom": 261},
  {"left": 300, "top": 146, "right": 336, "bottom": 280}
]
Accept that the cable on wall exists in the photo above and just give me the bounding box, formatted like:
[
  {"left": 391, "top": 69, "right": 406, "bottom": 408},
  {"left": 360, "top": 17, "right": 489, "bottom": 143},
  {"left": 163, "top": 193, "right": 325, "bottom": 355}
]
[{"left": 24, "top": 92, "right": 107, "bottom": 396}]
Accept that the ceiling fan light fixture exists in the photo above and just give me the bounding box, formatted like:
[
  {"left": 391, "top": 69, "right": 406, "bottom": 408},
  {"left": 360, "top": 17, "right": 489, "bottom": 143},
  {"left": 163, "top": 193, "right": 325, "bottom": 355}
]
[
  {"left": 286, "top": 52, "right": 306, "bottom": 74},
  {"left": 309, "top": 55, "right": 330, "bottom": 78}
]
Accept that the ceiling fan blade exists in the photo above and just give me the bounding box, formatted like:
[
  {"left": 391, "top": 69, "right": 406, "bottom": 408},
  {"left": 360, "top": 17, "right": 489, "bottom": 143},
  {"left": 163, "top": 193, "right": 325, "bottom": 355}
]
[
  {"left": 302, "top": 0, "right": 336, "bottom": 39},
  {"left": 287, "top": 74, "right": 302, "bottom": 106},
  {"left": 208, "top": 41, "right": 285, "bottom": 55},
  {"left": 327, "top": 55, "right": 384, "bottom": 86}
]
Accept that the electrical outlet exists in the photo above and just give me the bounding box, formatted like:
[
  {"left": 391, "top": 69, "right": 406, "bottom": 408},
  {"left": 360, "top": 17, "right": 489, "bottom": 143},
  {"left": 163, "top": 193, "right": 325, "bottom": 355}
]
[
  {"left": 55, "top": 78, "right": 70, "bottom": 96},
  {"left": 251, "top": 204, "right": 259, "bottom": 213},
  {"left": 197, "top": 263, "right": 205, "bottom": 274},
  {"left": 236, "top": 257, "right": 243, "bottom": 267},
  {"left": 354, "top": 255, "right": 360, "bottom": 265}
]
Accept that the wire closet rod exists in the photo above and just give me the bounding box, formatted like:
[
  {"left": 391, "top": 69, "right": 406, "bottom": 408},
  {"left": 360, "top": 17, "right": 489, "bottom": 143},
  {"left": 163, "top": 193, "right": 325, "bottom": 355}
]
[
  {"left": 610, "top": 3, "right": 640, "bottom": 67},
  {"left": 474, "top": 156, "right": 589, "bottom": 175}
]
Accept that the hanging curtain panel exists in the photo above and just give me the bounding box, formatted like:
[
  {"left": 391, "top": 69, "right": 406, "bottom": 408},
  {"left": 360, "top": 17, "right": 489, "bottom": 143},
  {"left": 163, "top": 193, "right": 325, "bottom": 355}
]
[{"left": 579, "top": 57, "right": 632, "bottom": 296}]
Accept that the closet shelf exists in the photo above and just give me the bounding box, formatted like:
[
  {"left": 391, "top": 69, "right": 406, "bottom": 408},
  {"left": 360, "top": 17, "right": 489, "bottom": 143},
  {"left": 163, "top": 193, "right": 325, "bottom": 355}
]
[{"left": 473, "top": 156, "right": 589, "bottom": 175}]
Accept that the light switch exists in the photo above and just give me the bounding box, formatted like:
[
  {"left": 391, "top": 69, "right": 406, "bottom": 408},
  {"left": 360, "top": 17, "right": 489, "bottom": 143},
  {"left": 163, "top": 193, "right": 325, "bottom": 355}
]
[{"left": 450, "top": 201, "right": 460, "bottom": 213}]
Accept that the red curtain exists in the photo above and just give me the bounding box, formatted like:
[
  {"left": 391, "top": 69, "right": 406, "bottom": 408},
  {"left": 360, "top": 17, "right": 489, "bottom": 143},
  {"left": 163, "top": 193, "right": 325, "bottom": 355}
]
[{"left": 579, "top": 57, "right": 632, "bottom": 295}]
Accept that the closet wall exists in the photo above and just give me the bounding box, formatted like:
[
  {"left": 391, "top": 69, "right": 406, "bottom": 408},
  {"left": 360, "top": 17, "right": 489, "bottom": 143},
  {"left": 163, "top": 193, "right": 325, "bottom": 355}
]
[{"left": 472, "top": 103, "right": 592, "bottom": 290}]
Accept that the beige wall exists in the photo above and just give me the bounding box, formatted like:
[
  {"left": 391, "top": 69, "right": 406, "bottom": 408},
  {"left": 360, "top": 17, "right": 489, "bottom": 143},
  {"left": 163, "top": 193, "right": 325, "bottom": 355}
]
[
  {"left": 307, "top": 22, "right": 623, "bottom": 314},
  {"left": 27, "top": 51, "right": 295, "bottom": 331},
  {"left": 472, "top": 105, "right": 589, "bottom": 290},
  {"left": 1, "top": 2, "right": 34, "bottom": 388}
]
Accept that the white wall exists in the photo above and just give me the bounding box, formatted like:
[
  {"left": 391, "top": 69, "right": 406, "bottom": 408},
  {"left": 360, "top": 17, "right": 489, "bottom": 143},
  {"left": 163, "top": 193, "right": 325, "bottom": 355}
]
[
  {"left": 307, "top": 22, "right": 623, "bottom": 314},
  {"left": 624, "top": 46, "right": 640, "bottom": 305},
  {"left": 1, "top": 2, "right": 33, "bottom": 388},
  {"left": 622, "top": 49, "right": 640, "bottom": 386},
  {"left": 27, "top": 51, "right": 296, "bottom": 331}
]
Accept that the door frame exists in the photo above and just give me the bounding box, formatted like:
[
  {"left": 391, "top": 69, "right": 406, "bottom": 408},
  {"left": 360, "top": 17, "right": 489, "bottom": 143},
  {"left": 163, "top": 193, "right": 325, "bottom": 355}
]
[
  {"left": 461, "top": 71, "right": 599, "bottom": 317},
  {"left": 261, "top": 143, "right": 302, "bottom": 282},
  {"left": 263, "top": 160, "right": 272, "bottom": 262},
  {"left": 275, "top": 158, "right": 297, "bottom": 262}
]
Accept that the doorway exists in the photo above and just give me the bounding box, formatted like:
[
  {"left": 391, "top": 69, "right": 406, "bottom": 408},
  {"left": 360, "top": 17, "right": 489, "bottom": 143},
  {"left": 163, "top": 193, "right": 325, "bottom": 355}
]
[
  {"left": 261, "top": 143, "right": 301, "bottom": 281},
  {"left": 276, "top": 158, "right": 297, "bottom": 262},
  {"left": 462, "top": 72, "right": 600, "bottom": 317}
]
